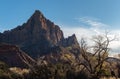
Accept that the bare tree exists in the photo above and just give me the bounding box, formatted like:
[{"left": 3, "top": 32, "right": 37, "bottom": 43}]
[{"left": 79, "top": 32, "right": 116, "bottom": 78}]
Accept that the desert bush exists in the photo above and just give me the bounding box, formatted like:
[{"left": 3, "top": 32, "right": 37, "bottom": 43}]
[{"left": 0, "top": 61, "right": 9, "bottom": 71}]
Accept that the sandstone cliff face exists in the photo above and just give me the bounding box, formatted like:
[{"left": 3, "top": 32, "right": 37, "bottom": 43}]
[
  {"left": 0, "top": 44, "right": 35, "bottom": 68},
  {"left": 0, "top": 10, "right": 80, "bottom": 58}
]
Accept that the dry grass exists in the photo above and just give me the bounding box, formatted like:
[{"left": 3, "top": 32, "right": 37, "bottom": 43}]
[{"left": 9, "top": 67, "right": 29, "bottom": 75}]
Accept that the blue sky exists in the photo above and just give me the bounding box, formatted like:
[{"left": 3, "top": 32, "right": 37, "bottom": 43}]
[
  {"left": 0, "top": 0, "right": 120, "bottom": 31},
  {"left": 0, "top": 0, "right": 120, "bottom": 55}
]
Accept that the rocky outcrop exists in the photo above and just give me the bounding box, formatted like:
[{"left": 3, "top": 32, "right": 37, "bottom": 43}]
[
  {"left": 0, "top": 10, "right": 80, "bottom": 58},
  {"left": 0, "top": 44, "right": 36, "bottom": 68},
  {"left": 59, "top": 34, "right": 79, "bottom": 47}
]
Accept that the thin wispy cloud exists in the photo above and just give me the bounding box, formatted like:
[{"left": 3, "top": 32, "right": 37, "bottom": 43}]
[{"left": 76, "top": 17, "right": 109, "bottom": 29}]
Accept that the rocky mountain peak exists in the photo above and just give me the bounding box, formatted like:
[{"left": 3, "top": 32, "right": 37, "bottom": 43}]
[
  {"left": 26, "top": 10, "right": 47, "bottom": 29},
  {"left": 29, "top": 10, "right": 45, "bottom": 22},
  {"left": 0, "top": 10, "right": 80, "bottom": 58},
  {"left": 34, "top": 10, "right": 44, "bottom": 17}
]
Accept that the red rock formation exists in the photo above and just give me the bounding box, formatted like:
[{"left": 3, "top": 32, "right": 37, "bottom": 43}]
[
  {"left": 0, "top": 10, "right": 80, "bottom": 58},
  {"left": 0, "top": 44, "right": 36, "bottom": 68}
]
